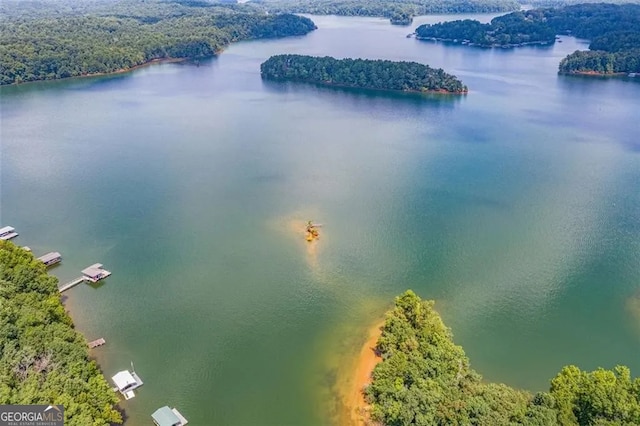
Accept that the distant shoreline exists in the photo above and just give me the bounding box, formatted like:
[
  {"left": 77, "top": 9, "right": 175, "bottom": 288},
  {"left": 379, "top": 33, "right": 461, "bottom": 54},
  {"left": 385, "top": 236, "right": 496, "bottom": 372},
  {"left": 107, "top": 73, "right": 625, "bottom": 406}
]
[
  {"left": 264, "top": 77, "right": 468, "bottom": 95},
  {"left": 415, "top": 36, "right": 553, "bottom": 48},
  {"left": 3, "top": 57, "right": 190, "bottom": 87},
  {"left": 561, "top": 70, "right": 630, "bottom": 77}
]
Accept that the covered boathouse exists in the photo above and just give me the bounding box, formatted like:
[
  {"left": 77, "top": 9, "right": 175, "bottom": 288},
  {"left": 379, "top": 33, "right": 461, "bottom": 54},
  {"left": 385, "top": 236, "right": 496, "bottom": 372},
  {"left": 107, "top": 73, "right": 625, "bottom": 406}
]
[
  {"left": 151, "top": 406, "right": 189, "bottom": 426},
  {"left": 0, "top": 226, "right": 18, "bottom": 241},
  {"left": 111, "top": 370, "right": 143, "bottom": 400},
  {"left": 81, "top": 263, "right": 111, "bottom": 282},
  {"left": 37, "top": 252, "right": 62, "bottom": 266}
]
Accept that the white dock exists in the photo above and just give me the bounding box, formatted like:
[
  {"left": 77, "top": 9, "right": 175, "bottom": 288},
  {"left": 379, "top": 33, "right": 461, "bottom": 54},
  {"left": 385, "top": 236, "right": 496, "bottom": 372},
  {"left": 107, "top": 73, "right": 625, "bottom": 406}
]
[
  {"left": 0, "top": 226, "right": 18, "bottom": 241},
  {"left": 59, "top": 277, "right": 85, "bottom": 293}
]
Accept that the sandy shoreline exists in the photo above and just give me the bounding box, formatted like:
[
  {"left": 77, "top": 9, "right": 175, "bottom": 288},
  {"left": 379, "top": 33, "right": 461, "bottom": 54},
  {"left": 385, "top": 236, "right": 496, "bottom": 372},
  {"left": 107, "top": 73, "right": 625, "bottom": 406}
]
[{"left": 340, "top": 320, "right": 384, "bottom": 426}]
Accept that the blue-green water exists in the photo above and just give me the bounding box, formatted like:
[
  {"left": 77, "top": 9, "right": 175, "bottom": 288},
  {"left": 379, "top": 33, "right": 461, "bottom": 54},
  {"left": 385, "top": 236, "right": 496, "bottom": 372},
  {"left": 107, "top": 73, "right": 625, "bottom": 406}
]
[{"left": 1, "top": 13, "right": 640, "bottom": 426}]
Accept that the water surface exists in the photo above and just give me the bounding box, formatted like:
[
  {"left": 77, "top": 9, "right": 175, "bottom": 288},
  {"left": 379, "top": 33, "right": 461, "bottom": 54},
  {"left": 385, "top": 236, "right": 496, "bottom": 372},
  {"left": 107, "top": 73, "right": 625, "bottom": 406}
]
[{"left": 1, "top": 13, "right": 640, "bottom": 426}]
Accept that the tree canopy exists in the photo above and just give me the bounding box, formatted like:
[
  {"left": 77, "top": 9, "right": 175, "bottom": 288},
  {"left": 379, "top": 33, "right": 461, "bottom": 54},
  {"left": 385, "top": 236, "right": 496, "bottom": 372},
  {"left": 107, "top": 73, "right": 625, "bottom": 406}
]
[
  {"left": 260, "top": 54, "right": 468, "bottom": 93},
  {"left": 253, "top": 0, "right": 520, "bottom": 25},
  {"left": 0, "top": 0, "right": 317, "bottom": 85},
  {"left": 0, "top": 241, "right": 122, "bottom": 425},
  {"left": 414, "top": 3, "right": 640, "bottom": 74},
  {"left": 366, "top": 290, "right": 640, "bottom": 425}
]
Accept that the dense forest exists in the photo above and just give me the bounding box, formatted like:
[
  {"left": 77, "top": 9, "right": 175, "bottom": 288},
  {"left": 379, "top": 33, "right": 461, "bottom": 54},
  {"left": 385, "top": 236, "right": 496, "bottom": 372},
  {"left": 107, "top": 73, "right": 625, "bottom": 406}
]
[
  {"left": 260, "top": 54, "right": 468, "bottom": 93},
  {"left": 559, "top": 49, "right": 640, "bottom": 74},
  {"left": 0, "top": 0, "right": 316, "bottom": 85},
  {"left": 415, "top": 12, "right": 556, "bottom": 46},
  {"left": 415, "top": 3, "right": 640, "bottom": 74},
  {"left": 517, "top": 0, "right": 640, "bottom": 7},
  {"left": 253, "top": 0, "right": 520, "bottom": 24},
  {"left": 0, "top": 241, "right": 122, "bottom": 425},
  {"left": 367, "top": 290, "right": 640, "bottom": 425}
]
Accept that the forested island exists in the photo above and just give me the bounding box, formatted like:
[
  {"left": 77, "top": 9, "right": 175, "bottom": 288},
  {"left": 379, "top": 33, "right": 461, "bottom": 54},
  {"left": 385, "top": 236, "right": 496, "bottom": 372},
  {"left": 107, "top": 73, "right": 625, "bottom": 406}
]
[
  {"left": 0, "top": 242, "right": 122, "bottom": 425},
  {"left": 0, "top": 0, "right": 316, "bottom": 85},
  {"left": 260, "top": 54, "right": 468, "bottom": 93},
  {"left": 366, "top": 290, "right": 640, "bottom": 425},
  {"left": 415, "top": 3, "right": 640, "bottom": 75},
  {"left": 253, "top": 0, "right": 520, "bottom": 25}
]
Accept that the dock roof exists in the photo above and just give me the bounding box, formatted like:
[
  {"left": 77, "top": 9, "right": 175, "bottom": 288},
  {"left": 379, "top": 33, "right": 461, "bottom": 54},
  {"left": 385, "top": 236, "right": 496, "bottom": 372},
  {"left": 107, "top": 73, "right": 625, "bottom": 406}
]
[
  {"left": 151, "top": 406, "right": 181, "bottom": 426},
  {"left": 38, "top": 252, "right": 61, "bottom": 263},
  {"left": 82, "top": 263, "right": 104, "bottom": 276},
  {"left": 112, "top": 370, "right": 136, "bottom": 391},
  {"left": 0, "top": 226, "right": 15, "bottom": 234}
]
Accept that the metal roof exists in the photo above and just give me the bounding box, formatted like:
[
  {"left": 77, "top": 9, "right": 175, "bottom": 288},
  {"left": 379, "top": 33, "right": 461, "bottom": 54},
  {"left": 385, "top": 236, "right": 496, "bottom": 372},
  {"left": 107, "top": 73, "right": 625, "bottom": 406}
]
[
  {"left": 82, "top": 263, "right": 104, "bottom": 276},
  {"left": 151, "top": 406, "right": 181, "bottom": 426},
  {"left": 112, "top": 371, "right": 136, "bottom": 391},
  {"left": 0, "top": 226, "right": 15, "bottom": 234},
  {"left": 38, "top": 252, "right": 61, "bottom": 263}
]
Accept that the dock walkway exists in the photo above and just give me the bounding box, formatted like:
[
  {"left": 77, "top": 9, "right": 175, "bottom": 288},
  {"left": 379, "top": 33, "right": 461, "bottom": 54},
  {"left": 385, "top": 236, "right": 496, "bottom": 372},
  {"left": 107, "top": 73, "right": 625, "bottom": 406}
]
[{"left": 59, "top": 277, "right": 85, "bottom": 293}]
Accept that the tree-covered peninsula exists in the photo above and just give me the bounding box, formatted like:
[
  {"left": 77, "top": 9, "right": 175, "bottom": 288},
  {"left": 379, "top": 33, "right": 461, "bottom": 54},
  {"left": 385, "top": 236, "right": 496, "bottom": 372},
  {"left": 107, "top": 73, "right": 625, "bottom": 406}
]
[
  {"left": 415, "top": 12, "right": 556, "bottom": 47},
  {"left": 0, "top": 0, "right": 317, "bottom": 85},
  {"left": 260, "top": 54, "right": 468, "bottom": 93},
  {"left": 366, "top": 290, "right": 640, "bottom": 425},
  {"left": 254, "top": 0, "right": 520, "bottom": 25},
  {"left": 0, "top": 241, "right": 122, "bottom": 425},
  {"left": 415, "top": 3, "right": 640, "bottom": 75}
]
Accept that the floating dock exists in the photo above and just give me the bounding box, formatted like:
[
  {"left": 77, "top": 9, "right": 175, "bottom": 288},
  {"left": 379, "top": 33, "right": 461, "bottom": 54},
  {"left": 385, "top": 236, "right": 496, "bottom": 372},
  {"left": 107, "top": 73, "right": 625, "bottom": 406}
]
[
  {"left": 88, "top": 338, "right": 106, "bottom": 349},
  {"left": 38, "top": 251, "right": 62, "bottom": 267},
  {"left": 0, "top": 226, "right": 18, "bottom": 241}
]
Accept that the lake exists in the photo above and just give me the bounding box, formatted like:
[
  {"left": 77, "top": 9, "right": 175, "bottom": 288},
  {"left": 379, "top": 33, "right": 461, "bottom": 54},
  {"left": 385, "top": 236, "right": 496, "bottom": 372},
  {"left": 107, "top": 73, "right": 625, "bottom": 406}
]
[{"left": 1, "top": 13, "right": 639, "bottom": 426}]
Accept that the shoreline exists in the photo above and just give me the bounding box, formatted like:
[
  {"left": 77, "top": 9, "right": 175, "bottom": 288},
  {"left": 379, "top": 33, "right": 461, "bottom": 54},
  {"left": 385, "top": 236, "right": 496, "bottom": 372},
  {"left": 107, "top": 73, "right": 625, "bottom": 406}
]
[
  {"left": 560, "top": 70, "right": 631, "bottom": 77},
  {"left": 416, "top": 36, "right": 554, "bottom": 48},
  {"left": 262, "top": 77, "right": 468, "bottom": 95},
  {"left": 3, "top": 57, "right": 191, "bottom": 87},
  {"left": 341, "top": 320, "right": 384, "bottom": 426}
]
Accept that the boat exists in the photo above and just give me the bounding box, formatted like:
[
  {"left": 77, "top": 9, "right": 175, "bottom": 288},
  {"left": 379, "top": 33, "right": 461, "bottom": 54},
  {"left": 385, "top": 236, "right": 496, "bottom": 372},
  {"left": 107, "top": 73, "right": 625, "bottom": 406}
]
[{"left": 305, "top": 221, "right": 321, "bottom": 241}]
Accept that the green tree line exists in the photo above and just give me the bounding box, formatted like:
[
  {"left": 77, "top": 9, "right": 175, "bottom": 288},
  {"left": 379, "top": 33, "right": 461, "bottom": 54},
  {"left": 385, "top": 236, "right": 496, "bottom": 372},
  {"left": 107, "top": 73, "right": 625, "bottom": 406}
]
[
  {"left": 0, "top": 241, "right": 122, "bottom": 425},
  {"left": 260, "top": 54, "right": 468, "bottom": 93},
  {"left": 253, "top": 0, "right": 520, "bottom": 24},
  {"left": 367, "top": 290, "right": 640, "bottom": 425},
  {"left": 414, "top": 3, "right": 640, "bottom": 74},
  {"left": 0, "top": 0, "right": 316, "bottom": 85},
  {"left": 559, "top": 49, "right": 640, "bottom": 74},
  {"left": 415, "top": 12, "right": 556, "bottom": 46},
  {"left": 518, "top": 0, "right": 640, "bottom": 7}
]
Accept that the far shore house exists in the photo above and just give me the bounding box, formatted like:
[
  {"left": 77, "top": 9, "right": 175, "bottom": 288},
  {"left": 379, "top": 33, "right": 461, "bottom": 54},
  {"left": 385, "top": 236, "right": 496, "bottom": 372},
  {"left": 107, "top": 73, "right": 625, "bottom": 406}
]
[
  {"left": 111, "top": 369, "right": 143, "bottom": 400},
  {"left": 37, "top": 252, "right": 62, "bottom": 267},
  {"left": 0, "top": 226, "right": 18, "bottom": 241},
  {"left": 81, "top": 263, "right": 112, "bottom": 282},
  {"left": 151, "top": 406, "right": 189, "bottom": 426}
]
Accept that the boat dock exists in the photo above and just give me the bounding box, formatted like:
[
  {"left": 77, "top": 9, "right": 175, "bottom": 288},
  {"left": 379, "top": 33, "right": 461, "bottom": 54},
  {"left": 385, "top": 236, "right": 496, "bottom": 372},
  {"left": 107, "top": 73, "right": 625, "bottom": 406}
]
[
  {"left": 0, "top": 226, "right": 18, "bottom": 241},
  {"left": 58, "top": 263, "right": 111, "bottom": 293},
  {"left": 82, "top": 263, "right": 112, "bottom": 283},
  {"left": 88, "top": 338, "right": 106, "bottom": 348},
  {"left": 38, "top": 251, "right": 62, "bottom": 267},
  {"left": 59, "top": 277, "right": 85, "bottom": 293},
  {"left": 112, "top": 368, "right": 144, "bottom": 400}
]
